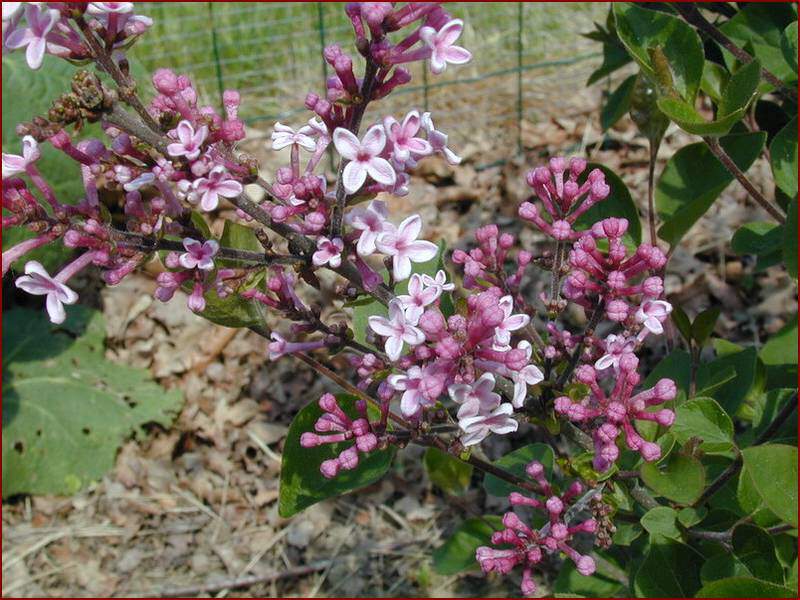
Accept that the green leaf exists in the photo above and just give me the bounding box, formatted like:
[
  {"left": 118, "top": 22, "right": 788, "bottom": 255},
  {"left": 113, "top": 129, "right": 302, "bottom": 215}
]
[
  {"left": 692, "top": 307, "right": 721, "bottom": 346},
  {"left": 613, "top": 3, "right": 704, "bottom": 102},
  {"left": 634, "top": 536, "right": 703, "bottom": 597},
  {"left": 656, "top": 96, "right": 750, "bottom": 136},
  {"left": 719, "top": 4, "right": 798, "bottom": 87},
  {"left": 701, "top": 61, "right": 730, "bottom": 103},
  {"left": 783, "top": 199, "right": 798, "bottom": 279},
  {"left": 678, "top": 506, "right": 707, "bottom": 528},
  {"left": 483, "top": 443, "right": 554, "bottom": 497},
  {"left": 612, "top": 521, "right": 643, "bottom": 546},
  {"left": 278, "top": 394, "right": 395, "bottom": 518},
  {"left": 696, "top": 577, "right": 795, "bottom": 598},
  {"left": 656, "top": 132, "right": 766, "bottom": 247},
  {"left": 732, "top": 524, "right": 785, "bottom": 584},
  {"left": 732, "top": 222, "right": 785, "bottom": 271},
  {"left": 2, "top": 308, "right": 183, "bottom": 497},
  {"left": 671, "top": 306, "right": 693, "bottom": 347},
  {"left": 640, "top": 451, "right": 705, "bottom": 505},
  {"left": 697, "top": 346, "right": 758, "bottom": 415},
  {"left": 587, "top": 41, "right": 632, "bottom": 86},
  {"left": 574, "top": 163, "right": 642, "bottom": 246},
  {"left": 741, "top": 444, "right": 798, "bottom": 527},
  {"left": 771, "top": 117, "right": 798, "bottom": 200},
  {"left": 431, "top": 516, "right": 503, "bottom": 575},
  {"left": 189, "top": 211, "right": 212, "bottom": 239},
  {"left": 700, "top": 554, "right": 753, "bottom": 585},
  {"left": 672, "top": 397, "right": 735, "bottom": 455},
  {"left": 423, "top": 447, "right": 472, "bottom": 496},
  {"left": 200, "top": 277, "right": 266, "bottom": 329},
  {"left": 760, "top": 316, "right": 798, "bottom": 390},
  {"left": 601, "top": 74, "right": 636, "bottom": 131},
  {"left": 781, "top": 22, "right": 798, "bottom": 73},
  {"left": 751, "top": 389, "right": 797, "bottom": 445},
  {"left": 641, "top": 506, "right": 681, "bottom": 540},
  {"left": 642, "top": 349, "right": 692, "bottom": 400},
  {"left": 218, "top": 220, "right": 262, "bottom": 267},
  {"left": 719, "top": 59, "right": 761, "bottom": 119}
]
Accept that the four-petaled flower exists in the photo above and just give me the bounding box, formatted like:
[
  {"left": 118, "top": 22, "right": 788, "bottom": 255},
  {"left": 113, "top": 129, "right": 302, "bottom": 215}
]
[
  {"left": 459, "top": 403, "right": 518, "bottom": 446},
  {"left": 2, "top": 135, "right": 39, "bottom": 179},
  {"left": 419, "top": 19, "right": 472, "bottom": 75},
  {"left": 494, "top": 295, "right": 530, "bottom": 347},
  {"left": 346, "top": 199, "right": 391, "bottom": 256},
  {"left": 179, "top": 238, "right": 219, "bottom": 271},
  {"left": 387, "top": 365, "right": 435, "bottom": 418},
  {"left": 4, "top": 4, "right": 59, "bottom": 69},
  {"left": 636, "top": 299, "right": 673, "bottom": 336},
  {"left": 312, "top": 236, "right": 344, "bottom": 268},
  {"left": 448, "top": 372, "right": 501, "bottom": 419},
  {"left": 383, "top": 110, "right": 432, "bottom": 164},
  {"left": 421, "top": 269, "right": 455, "bottom": 292},
  {"left": 192, "top": 166, "right": 243, "bottom": 211},
  {"left": 333, "top": 125, "right": 396, "bottom": 194},
  {"left": 368, "top": 299, "right": 425, "bottom": 361},
  {"left": 511, "top": 341, "right": 544, "bottom": 408},
  {"left": 271, "top": 122, "right": 317, "bottom": 152},
  {"left": 397, "top": 273, "right": 442, "bottom": 325},
  {"left": 375, "top": 214, "right": 438, "bottom": 281},
  {"left": 594, "top": 333, "right": 635, "bottom": 372},
  {"left": 167, "top": 120, "right": 208, "bottom": 161},
  {"left": 421, "top": 112, "right": 462, "bottom": 165},
  {"left": 15, "top": 260, "right": 78, "bottom": 324}
]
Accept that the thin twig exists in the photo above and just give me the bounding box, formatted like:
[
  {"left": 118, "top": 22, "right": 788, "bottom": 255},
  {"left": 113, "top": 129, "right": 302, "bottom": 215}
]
[
  {"left": 647, "top": 140, "right": 658, "bottom": 245},
  {"left": 556, "top": 303, "right": 605, "bottom": 388},
  {"left": 704, "top": 137, "right": 786, "bottom": 223}
]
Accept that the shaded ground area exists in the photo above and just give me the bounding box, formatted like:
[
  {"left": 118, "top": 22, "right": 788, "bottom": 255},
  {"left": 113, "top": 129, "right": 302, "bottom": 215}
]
[{"left": 3, "top": 95, "right": 796, "bottom": 597}]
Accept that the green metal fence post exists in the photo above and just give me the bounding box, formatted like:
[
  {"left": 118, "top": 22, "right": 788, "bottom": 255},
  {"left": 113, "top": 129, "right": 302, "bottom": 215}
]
[
  {"left": 207, "top": 2, "right": 226, "bottom": 114},
  {"left": 516, "top": 2, "right": 524, "bottom": 155}
]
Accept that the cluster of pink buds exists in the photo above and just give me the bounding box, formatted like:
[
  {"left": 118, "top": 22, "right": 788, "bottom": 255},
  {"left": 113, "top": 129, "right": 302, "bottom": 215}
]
[
  {"left": 555, "top": 354, "right": 677, "bottom": 471},
  {"left": 3, "top": 3, "right": 152, "bottom": 70},
  {"left": 300, "top": 393, "right": 383, "bottom": 478},
  {"left": 451, "top": 224, "right": 516, "bottom": 290},
  {"left": 518, "top": 157, "right": 610, "bottom": 241},
  {"left": 156, "top": 238, "right": 230, "bottom": 313},
  {"left": 476, "top": 460, "right": 599, "bottom": 596}
]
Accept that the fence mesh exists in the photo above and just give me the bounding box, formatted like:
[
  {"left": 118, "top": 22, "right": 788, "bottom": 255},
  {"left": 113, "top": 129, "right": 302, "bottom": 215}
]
[{"left": 131, "top": 3, "right": 606, "bottom": 155}]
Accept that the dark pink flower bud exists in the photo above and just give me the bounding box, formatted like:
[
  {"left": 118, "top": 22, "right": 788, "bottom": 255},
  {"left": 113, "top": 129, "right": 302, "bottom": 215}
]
[
  {"left": 606, "top": 299, "right": 629, "bottom": 322},
  {"left": 152, "top": 68, "right": 179, "bottom": 95},
  {"left": 654, "top": 378, "right": 677, "bottom": 401}
]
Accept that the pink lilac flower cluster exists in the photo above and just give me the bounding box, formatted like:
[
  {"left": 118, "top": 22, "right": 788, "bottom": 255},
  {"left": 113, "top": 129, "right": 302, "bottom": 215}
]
[
  {"left": 300, "top": 393, "right": 382, "bottom": 478},
  {"left": 555, "top": 354, "right": 677, "bottom": 471},
  {"left": 476, "top": 460, "right": 599, "bottom": 596},
  {"left": 3, "top": 2, "right": 152, "bottom": 70},
  {"left": 368, "top": 284, "right": 543, "bottom": 445}
]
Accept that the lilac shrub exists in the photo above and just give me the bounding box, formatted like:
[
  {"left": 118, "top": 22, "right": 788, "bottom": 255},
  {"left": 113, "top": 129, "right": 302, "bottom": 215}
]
[{"left": 5, "top": 2, "right": 744, "bottom": 596}]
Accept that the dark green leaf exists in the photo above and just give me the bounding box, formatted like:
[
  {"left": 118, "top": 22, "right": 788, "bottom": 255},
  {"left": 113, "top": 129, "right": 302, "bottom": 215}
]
[
  {"left": 656, "top": 132, "right": 766, "bottom": 246},
  {"left": 701, "top": 61, "right": 729, "bottom": 103},
  {"left": 633, "top": 536, "right": 703, "bottom": 597},
  {"left": 732, "top": 221, "right": 784, "bottom": 258},
  {"left": 431, "top": 516, "right": 503, "bottom": 575},
  {"left": 751, "top": 389, "right": 797, "bottom": 445},
  {"left": 700, "top": 554, "right": 753, "bottom": 585},
  {"left": 587, "top": 41, "right": 632, "bottom": 86},
  {"left": 601, "top": 74, "right": 636, "bottom": 131},
  {"left": 483, "top": 443, "right": 554, "bottom": 497},
  {"left": 423, "top": 447, "right": 472, "bottom": 496},
  {"left": 696, "top": 576, "right": 795, "bottom": 598},
  {"left": 781, "top": 22, "right": 798, "bottom": 73},
  {"left": 677, "top": 506, "right": 707, "bottom": 528},
  {"left": 671, "top": 306, "right": 693, "bottom": 347},
  {"left": 640, "top": 451, "right": 705, "bottom": 505},
  {"left": 656, "top": 96, "right": 749, "bottom": 136},
  {"left": 629, "top": 71, "right": 670, "bottom": 147},
  {"left": 613, "top": 521, "right": 643, "bottom": 546},
  {"left": 190, "top": 211, "right": 212, "bottom": 239},
  {"left": 613, "top": 3, "right": 704, "bottom": 101},
  {"left": 2, "top": 308, "right": 183, "bottom": 497},
  {"left": 696, "top": 345, "right": 757, "bottom": 415},
  {"left": 672, "top": 397, "right": 735, "bottom": 455},
  {"left": 760, "top": 316, "right": 798, "bottom": 390},
  {"left": 218, "top": 220, "right": 262, "bottom": 267},
  {"left": 641, "top": 506, "right": 681, "bottom": 540},
  {"left": 784, "top": 199, "right": 798, "bottom": 279},
  {"left": 741, "top": 444, "right": 798, "bottom": 527},
  {"left": 719, "top": 59, "right": 761, "bottom": 118},
  {"left": 732, "top": 524, "right": 784, "bottom": 583},
  {"left": 771, "top": 117, "right": 798, "bottom": 200},
  {"left": 200, "top": 280, "right": 266, "bottom": 329},
  {"left": 692, "top": 307, "right": 721, "bottom": 346},
  {"left": 574, "top": 163, "right": 642, "bottom": 246},
  {"left": 278, "top": 394, "right": 395, "bottom": 517},
  {"left": 642, "top": 349, "right": 692, "bottom": 401}
]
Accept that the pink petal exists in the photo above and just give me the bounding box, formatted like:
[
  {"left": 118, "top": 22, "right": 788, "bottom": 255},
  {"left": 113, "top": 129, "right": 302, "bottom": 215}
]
[
  {"left": 361, "top": 125, "right": 387, "bottom": 156},
  {"left": 392, "top": 254, "right": 413, "bottom": 281},
  {"left": 4, "top": 28, "right": 33, "bottom": 50},
  {"left": 385, "top": 335, "right": 403, "bottom": 361},
  {"left": 2, "top": 153, "right": 26, "bottom": 177},
  {"left": 397, "top": 214, "right": 422, "bottom": 243},
  {"left": 404, "top": 240, "right": 438, "bottom": 263},
  {"left": 418, "top": 25, "right": 437, "bottom": 47},
  {"left": 200, "top": 190, "right": 219, "bottom": 212},
  {"left": 368, "top": 315, "right": 396, "bottom": 338},
  {"left": 429, "top": 52, "right": 447, "bottom": 74},
  {"left": 407, "top": 273, "right": 423, "bottom": 296},
  {"left": 443, "top": 45, "right": 472, "bottom": 65},
  {"left": 366, "top": 157, "right": 396, "bottom": 186},
  {"left": 439, "top": 19, "right": 464, "bottom": 46},
  {"left": 342, "top": 161, "right": 367, "bottom": 194},
  {"left": 46, "top": 293, "right": 66, "bottom": 324},
  {"left": 26, "top": 36, "right": 46, "bottom": 69},
  {"left": 401, "top": 110, "right": 421, "bottom": 137},
  {"left": 333, "top": 127, "right": 361, "bottom": 160},
  {"left": 176, "top": 121, "right": 194, "bottom": 146},
  {"left": 166, "top": 142, "right": 187, "bottom": 157},
  {"left": 402, "top": 326, "right": 425, "bottom": 346},
  {"left": 504, "top": 314, "right": 530, "bottom": 331},
  {"left": 405, "top": 138, "right": 433, "bottom": 155},
  {"left": 215, "top": 179, "right": 243, "bottom": 198},
  {"left": 400, "top": 390, "right": 421, "bottom": 417}
]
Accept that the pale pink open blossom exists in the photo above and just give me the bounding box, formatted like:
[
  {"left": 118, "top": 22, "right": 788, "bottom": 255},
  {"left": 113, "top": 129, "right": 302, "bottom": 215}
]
[
  {"left": 166, "top": 120, "right": 208, "bottom": 161},
  {"left": 368, "top": 299, "right": 425, "bottom": 361},
  {"left": 4, "top": 4, "right": 59, "bottom": 69},
  {"left": 383, "top": 110, "right": 432, "bottom": 164},
  {"left": 191, "top": 166, "right": 243, "bottom": 211},
  {"left": 421, "top": 112, "right": 461, "bottom": 165},
  {"left": 397, "top": 273, "right": 441, "bottom": 325},
  {"left": 421, "top": 269, "right": 455, "bottom": 292},
  {"left": 387, "top": 365, "right": 436, "bottom": 418},
  {"left": 271, "top": 122, "right": 317, "bottom": 152},
  {"left": 511, "top": 341, "right": 544, "bottom": 407},
  {"left": 494, "top": 295, "right": 530, "bottom": 347},
  {"left": 346, "top": 199, "right": 391, "bottom": 256},
  {"left": 375, "top": 214, "right": 438, "bottom": 281},
  {"left": 312, "top": 236, "right": 344, "bottom": 268},
  {"left": 459, "top": 402, "right": 518, "bottom": 446},
  {"left": 87, "top": 2, "right": 134, "bottom": 15},
  {"left": 594, "top": 334, "right": 636, "bottom": 372},
  {"left": 419, "top": 19, "right": 472, "bottom": 75},
  {"left": 636, "top": 299, "right": 672, "bottom": 336},
  {"left": 179, "top": 238, "right": 219, "bottom": 271},
  {"left": 15, "top": 260, "right": 79, "bottom": 324},
  {"left": 2, "top": 135, "right": 39, "bottom": 178},
  {"left": 333, "top": 125, "right": 396, "bottom": 194},
  {"left": 448, "top": 372, "right": 501, "bottom": 419}
]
